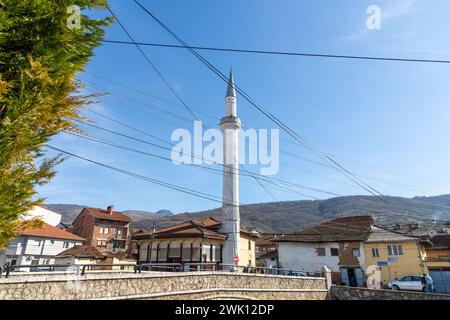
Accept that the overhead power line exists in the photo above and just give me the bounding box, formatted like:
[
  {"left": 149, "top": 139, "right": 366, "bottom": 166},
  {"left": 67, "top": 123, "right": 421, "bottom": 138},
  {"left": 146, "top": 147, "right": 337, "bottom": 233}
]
[
  {"left": 82, "top": 72, "right": 447, "bottom": 195},
  {"left": 84, "top": 78, "right": 439, "bottom": 197},
  {"left": 65, "top": 131, "right": 319, "bottom": 200},
  {"left": 132, "top": 0, "right": 386, "bottom": 201},
  {"left": 106, "top": 5, "right": 295, "bottom": 203},
  {"left": 106, "top": 6, "right": 199, "bottom": 121},
  {"left": 46, "top": 145, "right": 237, "bottom": 206},
  {"left": 73, "top": 119, "right": 339, "bottom": 197},
  {"left": 102, "top": 40, "right": 450, "bottom": 65}
]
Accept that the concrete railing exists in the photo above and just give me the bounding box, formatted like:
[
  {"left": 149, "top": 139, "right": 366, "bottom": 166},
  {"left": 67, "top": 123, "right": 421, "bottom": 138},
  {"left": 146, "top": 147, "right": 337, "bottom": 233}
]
[{"left": 0, "top": 271, "right": 328, "bottom": 300}]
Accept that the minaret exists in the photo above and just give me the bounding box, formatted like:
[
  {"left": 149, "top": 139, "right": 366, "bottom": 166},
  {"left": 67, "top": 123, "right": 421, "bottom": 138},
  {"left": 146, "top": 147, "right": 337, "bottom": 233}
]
[{"left": 220, "top": 69, "right": 241, "bottom": 267}]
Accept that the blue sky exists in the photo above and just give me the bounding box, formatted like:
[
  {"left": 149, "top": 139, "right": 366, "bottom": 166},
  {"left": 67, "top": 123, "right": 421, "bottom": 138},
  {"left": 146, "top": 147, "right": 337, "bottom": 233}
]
[{"left": 39, "top": 0, "right": 450, "bottom": 213}]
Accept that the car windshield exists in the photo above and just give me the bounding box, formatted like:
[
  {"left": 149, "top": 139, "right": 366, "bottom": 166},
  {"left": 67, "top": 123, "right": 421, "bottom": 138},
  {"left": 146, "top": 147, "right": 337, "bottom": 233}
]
[{"left": 400, "top": 277, "right": 411, "bottom": 281}]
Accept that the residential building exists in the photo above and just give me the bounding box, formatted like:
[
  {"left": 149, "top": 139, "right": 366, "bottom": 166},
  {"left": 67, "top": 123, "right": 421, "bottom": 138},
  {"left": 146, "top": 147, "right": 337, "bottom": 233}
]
[
  {"left": 259, "top": 250, "right": 278, "bottom": 269},
  {"left": 424, "top": 234, "right": 450, "bottom": 294},
  {"left": 55, "top": 245, "right": 136, "bottom": 271},
  {"left": 55, "top": 245, "right": 104, "bottom": 267},
  {"left": 255, "top": 234, "right": 277, "bottom": 267},
  {"left": 274, "top": 216, "right": 373, "bottom": 286},
  {"left": 71, "top": 205, "right": 132, "bottom": 254},
  {"left": 363, "top": 226, "right": 428, "bottom": 287},
  {"left": 22, "top": 205, "right": 62, "bottom": 227},
  {"left": 0, "top": 223, "right": 84, "bottom": 269},
  {"left": 133, "top": 217, "right": 259, "bottom": 270},
  {"left": 239, "top": 229, "right": 260, "bottom": 267}
]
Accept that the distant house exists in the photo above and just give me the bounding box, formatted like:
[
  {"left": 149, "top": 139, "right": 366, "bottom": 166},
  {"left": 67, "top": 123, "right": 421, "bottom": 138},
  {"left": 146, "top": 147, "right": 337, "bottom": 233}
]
[
  {"left": 55, "top": 244, "right": 104, "bottom": 266},
  {"left": 55, "top": 245, "right": 136, "bottom": 271},
  {"left": 255, "top": 234, "right": 277, "bottom": 267},
  {"left": 259, "top": 249, "right": 278, "bottom": 269},
  {"left": 22, "top": 205, "right": 62, "bottom": 227},
  {"left": 274, "top": 216, "right": 373, "bottom": 286},
  {"left": 70, "top": 205, "right": 132, "bottom": 255},
  {"left": 133, "top": 217, "right": 259, "bottom": 269},
  {"left": 0, "top": 223, "right": 84, "bottom": 270}
]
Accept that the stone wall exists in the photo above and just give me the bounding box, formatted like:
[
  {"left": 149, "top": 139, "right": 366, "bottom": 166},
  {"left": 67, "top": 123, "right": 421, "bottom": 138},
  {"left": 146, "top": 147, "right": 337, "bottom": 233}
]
[
  {"left": 0, "top": 271, "right": 327, "bottom": 300},
  {"left": 330, "top": 285, "right": 450, "bottom": 300}
]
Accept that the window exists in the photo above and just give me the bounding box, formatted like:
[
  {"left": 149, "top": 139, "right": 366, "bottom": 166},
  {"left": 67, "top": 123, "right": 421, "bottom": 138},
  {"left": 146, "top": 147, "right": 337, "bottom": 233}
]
[
  {"left": 330, "top": 248, "right": 339, "bottom": 256},
  {"left": 63, "top": 242, "right": 69, "bottom": 248},
  {"left": 372, "top": 248, "right": 380, "bottom": 258},
  {"left": 50, "top": 240, "right": 55, "bottom": 245},
  {"left": 400, "top": 276, "right": 411, "bottom": 282},
  {"left": 387, "top": 244, "right": 403, "bottom": 256},
  {"left": 316, "top": 248, "right": 326, "bottom": 256},
  {"left": 248, "top": 240, "right": 251, "bottom": 250},
  {"left": 97, "top": 240, "right": 107, "bottom": 248},
  {"left": 158, "top": 243, "right": 168, "bottom": 261},
  {"left": 168, "top": 242, "right": 181, "bottom": 258},
  {"left": 352, "top": 248, "right": 361, "bottom": 257},
  {"left": 99, "top": 227, "right": 109, "bottom": 234}
]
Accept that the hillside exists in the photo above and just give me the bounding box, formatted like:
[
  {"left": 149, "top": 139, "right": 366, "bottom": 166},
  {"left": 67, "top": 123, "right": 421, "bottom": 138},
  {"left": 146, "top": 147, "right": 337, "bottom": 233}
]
[
  {"left": 132, "top": 195, "right": 450, "bottom": 233},
  {"left": 46, "top": 195, "right": 450, "bottom": 233}
]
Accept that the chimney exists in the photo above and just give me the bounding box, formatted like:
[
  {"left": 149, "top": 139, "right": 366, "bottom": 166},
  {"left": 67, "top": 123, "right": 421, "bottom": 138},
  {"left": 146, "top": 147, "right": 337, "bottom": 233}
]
[
  {"left": 394, "top": 224, "right": 401, "bottom": 230},
  {"left": 107, "top": 205, "right": 114, "bottom": 215}
]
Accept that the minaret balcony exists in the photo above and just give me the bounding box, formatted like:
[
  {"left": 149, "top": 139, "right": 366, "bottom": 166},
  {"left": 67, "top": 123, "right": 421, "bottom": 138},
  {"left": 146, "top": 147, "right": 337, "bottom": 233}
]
[{"left": 220, "top": 116, "right": 241, "bottom": 129}]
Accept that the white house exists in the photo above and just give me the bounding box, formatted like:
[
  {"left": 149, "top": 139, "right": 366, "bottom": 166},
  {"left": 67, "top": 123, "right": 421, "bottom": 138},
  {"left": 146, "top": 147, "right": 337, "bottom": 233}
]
[
  {"left": 0, "top": 223, "right": 84, "bottom": 270},
  {"left": 274, "top": 216, "right": 373, "bottom": 287},
  {"left": 22, "top": 205, "right": 62, "bottom": 227}
]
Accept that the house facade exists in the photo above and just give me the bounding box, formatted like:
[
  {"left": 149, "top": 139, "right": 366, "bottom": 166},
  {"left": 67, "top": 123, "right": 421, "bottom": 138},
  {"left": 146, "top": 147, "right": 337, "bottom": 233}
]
[
  {"left": 424, "top": 234, "right": 450, "bottom": 294},
  {"left": 363, "top": 226, "right": 428, "bottom": 288},
  {"left": 22, "top": 205, "right": 62, "bottom": 227},
  {"left": 133, "top": 217, "right": 258, "bottom": 270},
  {"left": 274, "top": 216, "right": 372, "bottom": 286},
  {"left": 55, "top": 245, "right": 136, "bottom": 271},
  {"left": 0, "top": 223, "right": 84, "bottom": 269},
  {"left": 71, "top": 205, "right": 132, "bottom": 254}
]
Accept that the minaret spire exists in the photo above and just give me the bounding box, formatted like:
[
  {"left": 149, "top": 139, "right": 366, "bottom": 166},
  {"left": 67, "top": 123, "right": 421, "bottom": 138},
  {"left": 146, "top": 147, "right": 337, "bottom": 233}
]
[
  {"left": 226, "top": 68, "right": 236, "bottom": 98},
  {"left": 221, "top": 68, "right": 241, "bottom": 269}
]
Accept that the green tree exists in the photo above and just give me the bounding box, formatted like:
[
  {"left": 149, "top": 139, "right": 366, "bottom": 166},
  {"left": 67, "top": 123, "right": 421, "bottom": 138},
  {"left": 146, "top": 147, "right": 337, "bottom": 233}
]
[{"left": 0, "top": 0, "right": 111, "bottom": 249}]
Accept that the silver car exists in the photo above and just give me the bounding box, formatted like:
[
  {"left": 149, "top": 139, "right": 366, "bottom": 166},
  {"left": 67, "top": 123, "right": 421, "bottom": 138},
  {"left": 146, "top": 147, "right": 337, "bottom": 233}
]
[{"left": 387, "top": 276, "right": 425, "bottom": 292}]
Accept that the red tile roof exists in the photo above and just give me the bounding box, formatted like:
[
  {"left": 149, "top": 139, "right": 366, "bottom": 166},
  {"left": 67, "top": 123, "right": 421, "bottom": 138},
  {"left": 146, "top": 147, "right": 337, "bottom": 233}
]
[
  {"left": 57, "top": 245, "right": 104, "bottom": 259},
  {"left": 85, "top": 207, "right": 131, "bottom": 223},
  {"left": 19, "top": 223, "right": 85, "bottom": 241},
  {"left": 133, "top": 217, "right": 256, "bottom": 241},
  {"left": 274, "top": 215, "right": 373, "bottom": 243}
]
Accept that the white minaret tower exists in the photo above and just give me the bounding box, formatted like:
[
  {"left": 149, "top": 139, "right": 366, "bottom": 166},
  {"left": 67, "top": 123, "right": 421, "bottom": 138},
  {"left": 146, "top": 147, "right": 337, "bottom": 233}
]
[{"left": 220, "top": 69, "right": 241, "bottom": 268}]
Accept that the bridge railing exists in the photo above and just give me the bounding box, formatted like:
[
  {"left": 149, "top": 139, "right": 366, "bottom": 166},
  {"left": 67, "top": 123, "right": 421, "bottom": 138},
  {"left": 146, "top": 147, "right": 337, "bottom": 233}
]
[
  {"left": 1, "top": 262, "right": 138, "bottom": 278},
  {"left": 1, "top": 261, "right": 323, "bottom": 279},
  {"left": 218, "top": 264, "right": 320, "bottom": 277}
]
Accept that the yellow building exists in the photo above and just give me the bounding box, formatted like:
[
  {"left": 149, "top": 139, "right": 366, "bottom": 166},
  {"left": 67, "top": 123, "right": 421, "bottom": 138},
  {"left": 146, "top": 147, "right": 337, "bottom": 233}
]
[
  {"left": 239, "top": 230, "right": 259, "bottom": 267},
  {"left": 364, "top": 226, "right": 427, "bottom": 287},
  {"left": 133, "top": 217, "right": 259, "bottom": 270}
]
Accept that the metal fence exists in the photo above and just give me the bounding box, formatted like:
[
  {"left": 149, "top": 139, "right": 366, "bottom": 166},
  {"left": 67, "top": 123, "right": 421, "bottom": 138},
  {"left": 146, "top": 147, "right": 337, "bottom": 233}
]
[
  {"left": 1, "top": 261, "right": 322, "bottom": 279},
  {"left": 0, "top": 262, "right": 138, "bottom": 278}
]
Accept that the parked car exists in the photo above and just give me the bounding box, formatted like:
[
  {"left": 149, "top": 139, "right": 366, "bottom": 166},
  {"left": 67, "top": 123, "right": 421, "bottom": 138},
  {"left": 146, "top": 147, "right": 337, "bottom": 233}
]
[{"left": 387, "top": 276, "right": 425, "bottom": 292}]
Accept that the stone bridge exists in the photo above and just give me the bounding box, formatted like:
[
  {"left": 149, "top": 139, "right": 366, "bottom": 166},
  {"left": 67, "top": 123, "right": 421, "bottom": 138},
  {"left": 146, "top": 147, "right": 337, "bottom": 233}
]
[{"left": 0, "top": 271, "right": 329, "bottom": 300}]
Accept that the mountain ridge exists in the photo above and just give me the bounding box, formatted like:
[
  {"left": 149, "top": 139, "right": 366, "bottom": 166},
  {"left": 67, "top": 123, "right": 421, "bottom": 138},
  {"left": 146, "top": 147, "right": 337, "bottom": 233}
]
[{"left": 46, "top": 194, "right": 450, "bottom": 233}]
